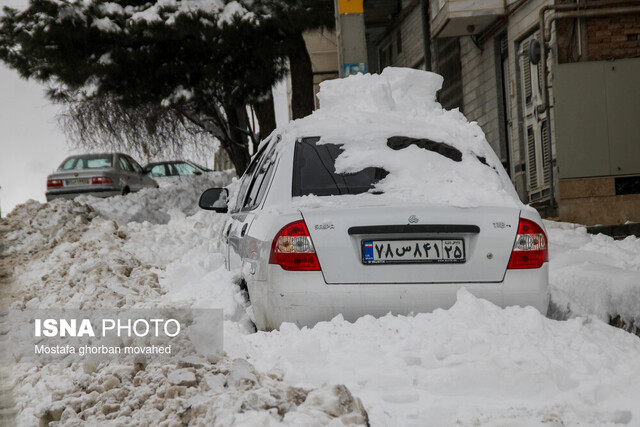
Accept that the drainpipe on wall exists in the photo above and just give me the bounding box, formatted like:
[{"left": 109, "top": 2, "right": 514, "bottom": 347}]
[
  {"left": 537, "top": 0, "right": 640, "bottom": 211},
  {"left": 420, "top": 0, "right": 432, "bottom": 71}
]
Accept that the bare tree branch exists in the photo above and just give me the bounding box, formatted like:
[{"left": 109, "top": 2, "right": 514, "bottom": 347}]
[{"left": 58, "top": 97, "right": 218, "bottom": 163}]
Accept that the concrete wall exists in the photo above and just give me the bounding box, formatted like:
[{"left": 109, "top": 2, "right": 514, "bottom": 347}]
[
  {"left": 375, "top": 1, "right": 426, "bottom": 69},
  {"left": 560, "top": 177, "right": 640, "bottom": 225},
  {"left": 304, "top": 29, "right": 340, "bottom": 109},
  {"left": 429, "top": 0, "right": 556, "bottom": 202},
  {"left": 458, "top": 38, "right": 501, "bottom": 159},
  {"left": 420, "top": 0, "right": 640, "bottom": 223}
]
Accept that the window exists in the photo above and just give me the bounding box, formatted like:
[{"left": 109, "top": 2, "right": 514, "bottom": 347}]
[
  {"left": 149, "top": 164, "right": 167, "bottom": 177},
  {"left": 60, "top": 154, "right": 113, "bottom": 170},
  {"left": 292, "top": 138, "right": 388, "bottom": 197},
  {"left": 61, "top": 158, "right": 77, "bottom": 170},
  {"left": 119, "top": 157, "right": 132, "bottom": 172},
  {"left": 379, "top": 43, "right": 392, "bottom": 70},
  {"left": 396, "top": 30, "right": 402, "bottom": 55},
  {"left": 127, "top": 157, "right": 144, "bottom": 173},
  {"left": 435, "top": 38, "right": 463, "bottom": 110},
  {"left": 233, "top": 140, "right": 274, "bottom": 212},
  {"left": 173, "top": 162, "right": 197, "bottom": 176},
  {"left": 166, "top": 163, "right": 180, "bottom": 176},
  {"left": 243, "top": 153, "right": 276, "bottom": 211}
]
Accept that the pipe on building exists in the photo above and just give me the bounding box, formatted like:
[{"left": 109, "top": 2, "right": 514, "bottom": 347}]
[
  {"left": 538, "top": 0, "right": 640, "bottom": 210},
  {"left": 421, "top": 0, "right": 432, "bottom": 70},
  {"left": 544, "top": 5, "right": 640, "bottom": 36}
]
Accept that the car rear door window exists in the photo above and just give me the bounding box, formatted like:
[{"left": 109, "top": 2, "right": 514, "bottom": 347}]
[
  {"left": 243, "top": 150, "right": 277, "bottom": 211},
  {"left": 119, "top": 157, "right": 133, "bottom": 171},
  {"left": 293, "top": 138, "right": 388, "bottom": 197},
  {"left": 149, "top": 164, "right": 167, "bottom": 177},
  {"left": 233, "top": 141, "right": 273, "bottom": 212},
  {"left": 174, "top": 162, "right": 197, "bottom": 176},
  {"left": 127, "top": 157, "right": 144, "bottom": 173}
]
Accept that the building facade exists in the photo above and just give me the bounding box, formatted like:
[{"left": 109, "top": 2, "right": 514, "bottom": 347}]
[{"left": 358, "top": 0, "right": 640, "bottom": 225}]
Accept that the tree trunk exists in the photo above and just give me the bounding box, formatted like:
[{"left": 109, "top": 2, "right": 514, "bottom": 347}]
[
  {"left": 288, "top": 32, "right": 315, "bottom": 120},
  {"left": 254, "top": 93, "right": 277, "bottom": 144},
  {"left": 224, "top": 107, "right": 251, "bottom": 175}
]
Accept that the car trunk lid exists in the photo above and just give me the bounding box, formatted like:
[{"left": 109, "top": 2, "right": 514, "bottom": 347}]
[
  {"left": 48, "top": 168, "right": 113, "bottom": 187},
  {"left": 300, "top": 205, "right": 521, "bottom": 284}
]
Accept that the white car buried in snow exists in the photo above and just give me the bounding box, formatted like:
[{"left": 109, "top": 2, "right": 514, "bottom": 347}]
[{"left": 200, "top": 68, "right": 549, "bottom": 330}]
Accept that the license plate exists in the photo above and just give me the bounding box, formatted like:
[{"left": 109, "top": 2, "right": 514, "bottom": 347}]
[
  {"left": 65, "top": 178, "right": 91, "bottom": 186},
  {"left": 362, "top": 239, "right": 465, "bottom": 264}
]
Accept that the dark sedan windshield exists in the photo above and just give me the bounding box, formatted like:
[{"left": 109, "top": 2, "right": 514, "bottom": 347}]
[{"left": 60, "top": 155, "right": 113, "bottom": 170}]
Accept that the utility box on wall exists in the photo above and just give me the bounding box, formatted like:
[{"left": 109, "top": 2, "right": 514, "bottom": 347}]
[
  {"left": 554, "top": 58, "right": 640, "bottom": 225},
  {"left": 554, "top": 58, "right": 640, "bottom": 179}
]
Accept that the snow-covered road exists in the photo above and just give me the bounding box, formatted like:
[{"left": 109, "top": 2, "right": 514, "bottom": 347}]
[{"left": 1, "top": 175, "right": 639, "bottom": 426}]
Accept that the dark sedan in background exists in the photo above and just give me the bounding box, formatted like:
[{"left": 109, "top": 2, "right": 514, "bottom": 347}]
[{"left": 46, "top": 153, "right": 158, "bottom": 201}]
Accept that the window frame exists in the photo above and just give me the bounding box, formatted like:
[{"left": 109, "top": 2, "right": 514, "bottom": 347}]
[
  {"left": 118, "top": 156, "right": 133, "bottom": 172},
  {"left": 149, "top": 164, "right": 168, "bottom": 177},
  {"left": 127, "top": 156, "right": 144, "bottom": 173},
  {"left": 241, "top": 147, "right": 278, "bottom": 212},
  {"left": 231, "top": 138, "right": 277, "bottom": 213},
  {"left": 173, "top": 162, "right": 197, "bottom": 176}
]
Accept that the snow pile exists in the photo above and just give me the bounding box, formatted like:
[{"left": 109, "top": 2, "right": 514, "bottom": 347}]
[
  {"left": 278, "top": 68, "right": 522, "bottom": 209},
  {"left": 17, "top": 358, "right": 367, "bottom": 426},
  {"left": 547, "top": 220, "right": 640, "bottom": 328},
  {"left": 0, "top": 199, "right": 96, "bottom": 257},
  {"left": 3, "top": 173, "right": 640, "bottom": 425},
  {"left": 76, "top": 171, "right": 233, "bottom": 224},
  {"left": 2, "top": 174, "right": 369, "bottom": 425},
  {"left": 238, "top": 289, "right": 640, "bottom": 425}
]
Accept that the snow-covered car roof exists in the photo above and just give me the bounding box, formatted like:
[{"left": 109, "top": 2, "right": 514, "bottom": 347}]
[{"left": 272, "top": 67, "right": 523, "bottom": 209}]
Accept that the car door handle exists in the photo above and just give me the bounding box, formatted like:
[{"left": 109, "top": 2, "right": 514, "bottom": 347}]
[{"left": 241, "top": 223, "right": 248, "bottom": 237}]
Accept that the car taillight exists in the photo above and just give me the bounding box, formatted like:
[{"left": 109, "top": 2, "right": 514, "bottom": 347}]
[
  {"left": 507, "top": 218, "right": 548, "bottom": 269},
  {"left": 269, "top": 220, "right": 321, "bottom": 271},
  {"left": 47, "top": 179, "right": 63, "bottom": 188},
  {"left": 91, "top": 177, "right": 113, "bottom": 185}
]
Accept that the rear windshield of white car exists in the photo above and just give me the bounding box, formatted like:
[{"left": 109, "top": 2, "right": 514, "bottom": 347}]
[
  {"left": 293, "top": 138, "right": 389, "bottom": 197},
  {"left": 60, "top": 155, "right": 113, "bottom": 170}
]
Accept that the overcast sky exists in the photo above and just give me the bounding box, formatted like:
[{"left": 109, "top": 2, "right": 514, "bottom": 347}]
[
  {"left": 0, "top": 0, "right": 68, "bottom": 216},
  {"left": 0, "top": 1, "right": 291, "bottom": 217},
  {"left": 0, "top": 58, "right": 71, "bottom": 217}
]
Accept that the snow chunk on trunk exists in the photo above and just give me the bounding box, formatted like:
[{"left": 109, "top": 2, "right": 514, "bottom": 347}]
[{"left": 279, "top": 67, "right": 523, "bottom": 209}]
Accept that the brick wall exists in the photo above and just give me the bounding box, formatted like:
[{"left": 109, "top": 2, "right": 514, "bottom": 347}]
[
  {"left": 557, "top": 12, "right": 640, "bottom": 63},
  {"left": 587, "top": 15, "right": 640, "bottom": 60}
]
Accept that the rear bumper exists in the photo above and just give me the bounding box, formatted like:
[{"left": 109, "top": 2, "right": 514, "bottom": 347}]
[
  {"left": 248, "top": 265, "right": 549, "bottom": 330},
  {"left": 46, "top": 187, "right": 121, "bottom": 201}
]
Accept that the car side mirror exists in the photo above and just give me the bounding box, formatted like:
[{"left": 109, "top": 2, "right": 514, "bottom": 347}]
[
  {"left": 199, "top": 188, "right": 229, "bottom": 213},
  {"left": 193, "top": 170, "right": 203, "bottom": 176}
]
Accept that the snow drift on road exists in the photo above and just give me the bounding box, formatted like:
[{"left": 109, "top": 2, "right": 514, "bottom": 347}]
[
  {"left": 1, "top": 174, "right": 368, "bottom": 425},
  {"left": 2, "top": 174, "right": 640, "bottom": 426},
  {"left": 76, "top": 171, "right": 234, "bottom": 224},
  {"left": 547, "top": 220, "right": 640, "bottom": 329},
  {"left": 238, "top": 288, "right": 640, "bottom": 425}
]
